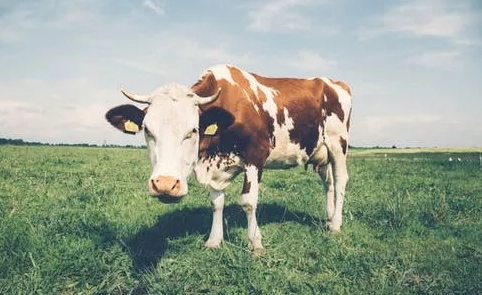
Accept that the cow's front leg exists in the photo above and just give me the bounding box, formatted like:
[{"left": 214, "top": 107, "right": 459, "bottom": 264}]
[
  {"left": 205, "top": 190, "right": 224, "bottom": 248},
  {"left": 240, "top": 165, "right": 263, "bottom": 253}
]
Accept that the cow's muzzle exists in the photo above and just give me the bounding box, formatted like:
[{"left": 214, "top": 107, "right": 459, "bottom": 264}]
[{"left": 149, "top": 176, "right": 184, "bottom": 203}]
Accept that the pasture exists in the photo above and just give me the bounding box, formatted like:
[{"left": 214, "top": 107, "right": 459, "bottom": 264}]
[{"left": 0, "top": 145, "right": 481, "bottom": 294}]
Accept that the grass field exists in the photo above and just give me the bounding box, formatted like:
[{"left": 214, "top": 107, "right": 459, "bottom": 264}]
[{"left": 1, "top": 145, "right": 481, "bottom": 294}]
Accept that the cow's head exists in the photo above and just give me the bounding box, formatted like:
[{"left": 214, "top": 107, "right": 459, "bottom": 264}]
[{"left": 105, "top": 83, "right": 220, "bottom": 202}]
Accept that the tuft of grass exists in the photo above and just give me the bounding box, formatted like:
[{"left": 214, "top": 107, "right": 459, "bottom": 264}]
[{"left": 0, "top": 145, "right": 481, "bottom": 294}]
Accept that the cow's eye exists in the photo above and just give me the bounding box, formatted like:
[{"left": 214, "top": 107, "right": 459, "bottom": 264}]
[{"left": 184, "top": 128, "right": 198, "bottom": 140}]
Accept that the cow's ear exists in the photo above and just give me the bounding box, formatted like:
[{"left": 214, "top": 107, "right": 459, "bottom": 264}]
[
  {"left": 105, "top": 104, "right": 145, "bottom": 135},
  {"left": 199, "top": 107, "right": 235, "bottom": 136}
]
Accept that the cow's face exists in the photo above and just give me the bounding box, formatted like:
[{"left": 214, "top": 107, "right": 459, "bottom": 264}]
[{"left": 105, "top": 83, "right": 220, "bottom": 202}]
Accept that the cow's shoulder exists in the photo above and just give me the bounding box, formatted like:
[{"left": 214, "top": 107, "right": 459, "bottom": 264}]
[{"left": 194, "top": 65, "right": 273, "bottom": 168}]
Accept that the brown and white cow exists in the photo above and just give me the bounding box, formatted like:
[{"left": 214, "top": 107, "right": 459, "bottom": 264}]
[{"left": 106, "top": 64, "right": 352, "bottom": 253}]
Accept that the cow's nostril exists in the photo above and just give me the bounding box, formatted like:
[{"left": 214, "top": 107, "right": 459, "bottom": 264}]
[
  {"left": 172, "top": 179, "right": 180, "bottom": 190},
  {"left": 151, "top": 179, "right": 160, "bottom": 192}
]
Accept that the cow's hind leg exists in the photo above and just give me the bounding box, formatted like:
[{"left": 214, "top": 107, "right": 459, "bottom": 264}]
[
  {"left": 240, "top": 165, "right": 263, "bottom": 253},
  {"left": 205, "top": 190, "right": 225, "bottom": 248},
  {"left": 318, "top": 164, "right": 335, "bottom": 226},
  {"left": 327, "top": 138, "right": 349, "bottom": 232}
]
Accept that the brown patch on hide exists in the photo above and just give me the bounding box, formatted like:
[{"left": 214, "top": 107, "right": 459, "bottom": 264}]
[
  {"left": 340, "top": 137, "right": 348, "bottom": 155},
  {"left": 242, "top": 173, "right": 251, "bottom": 194}
]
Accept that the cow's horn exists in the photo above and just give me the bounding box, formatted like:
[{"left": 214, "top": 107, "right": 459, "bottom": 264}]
[
  {"left": 194, "top": 88, "right": 221, "bottom": 106},
  {"left": 120, "top": 88, "right": 152, "bottom": 104}
]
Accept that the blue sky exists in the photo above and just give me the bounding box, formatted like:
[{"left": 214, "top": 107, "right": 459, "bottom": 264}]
[{"left": 0, "top": 0, "right": 481, "bottom": 147}]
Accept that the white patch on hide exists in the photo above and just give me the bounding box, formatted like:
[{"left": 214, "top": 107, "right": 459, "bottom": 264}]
[
  {"left": 265, "top": 107, "right": 309, "bottom": 168},
  {"left": 320, "top": 77, "right": 351, "bottom": 139},
  {"left": 194, "top": 153, "right": 243, "bottom": 191},
  {"left": 243, "top": 89, "right": 259, "bottom": 113},
  {"left": 204, "top": 64, "right": 236, "bottom": 85}
]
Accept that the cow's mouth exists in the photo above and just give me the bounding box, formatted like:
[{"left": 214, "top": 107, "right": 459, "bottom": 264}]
[{"left": 155, "top": 194, "right": 184, "bottom": 204}]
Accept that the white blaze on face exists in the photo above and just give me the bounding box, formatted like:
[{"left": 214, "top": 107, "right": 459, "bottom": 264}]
[{"left": 143, "top": 84, "right": 200, "bottom": 196}]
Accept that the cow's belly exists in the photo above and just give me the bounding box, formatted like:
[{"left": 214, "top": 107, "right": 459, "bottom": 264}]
[
  {"left": 194, "top": 153, "right": 244, "bottom": 191},
  {"left": 265, "top": 140, "right": 310, "bottom": 169}
]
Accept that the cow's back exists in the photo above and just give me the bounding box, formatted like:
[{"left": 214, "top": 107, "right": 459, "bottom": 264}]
[{"left": 192, "top": 64, "right": 352, "bottom": 170}]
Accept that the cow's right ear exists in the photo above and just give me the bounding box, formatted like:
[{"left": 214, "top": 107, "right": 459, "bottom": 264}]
[{"left": 105, "top": 104, "right": 146, "bottom": 135}]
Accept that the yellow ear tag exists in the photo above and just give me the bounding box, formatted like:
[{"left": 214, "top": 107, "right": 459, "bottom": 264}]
[
  {"left": 204, "top": 123, "right": 218, "bottom": 135},
  {"left": 124, "top": 120, "right": 139, "bottom": 133}
]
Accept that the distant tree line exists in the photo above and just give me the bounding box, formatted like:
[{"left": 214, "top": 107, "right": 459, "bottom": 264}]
[
  {"left": 1, "top": 138, "right": 401, "bottom": 150},
  {"left": 0, "top": 138, "right": 145, "bottom": 149}
]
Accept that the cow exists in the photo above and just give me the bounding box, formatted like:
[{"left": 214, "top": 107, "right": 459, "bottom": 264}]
[{"left": 105, "top": 64, "right": 352, "bottom": 253}]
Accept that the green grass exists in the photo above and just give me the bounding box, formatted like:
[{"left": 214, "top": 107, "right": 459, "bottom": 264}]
[{"left": 1, "top": 145, "right": 481, "bottom": 294}]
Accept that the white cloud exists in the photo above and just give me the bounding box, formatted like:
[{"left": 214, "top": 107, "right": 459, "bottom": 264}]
[
  {"left": 246, "top": 0, "right": 318, "bottom": 32},
  {"left": 0, "top": 0, "right": 104, "bottom": 43},
  {"left": 0, "top": 100, "right": 45, "bottom": 123},
  {"left": 112, "top": 58, "right": 167, "bottom": 76},
  {"left": 143, "top": 0, "right": 165, "bottom": 15},
  {"left": 404, "top": 50, "right": 462, "bottom": 68},
  {"left": 357, "top": 0, "right": 478, "bottom": 43},
  {"left": 0, "top": 75, "right": 132, "bottom": 144},
  {"left": 0, "top": 98, "right": 142, "bottom": 145},
  {"left": 0, "top": 4, "right": 38, "bottom": 42},
  {"left": 353, "top": 82, "right": 388, "bottom": 97},
  {"left": 351, "top": 112, "right": 482, "bottom": 147},
  {"left": 176, "top": 41, "right": 251, "bottom": 65},
  {"left": 454, "top": 39, "right": 482, "bottom": 47},
  {"left": 358, "top": 113, "right": 443, "bottom": 133},
  {"left": 283, "top": 50, "right": 336, "bottom": 71}
]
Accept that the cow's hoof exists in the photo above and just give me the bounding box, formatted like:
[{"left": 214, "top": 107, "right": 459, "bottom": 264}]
[
  {"left": 252, "top": 247, "right": 265, "bottom": 257},
  {"left": 204, "top": 240, "right": 222, "bottom": 249},
  {"left": 327, "top": 221, "right": 341, "bottom": 233}
]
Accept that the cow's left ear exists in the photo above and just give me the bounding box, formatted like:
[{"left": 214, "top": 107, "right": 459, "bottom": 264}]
[
  {"left": 105, "top": 104, "right": 145, "bottom": 135},
  {"left": 199, "top": 107, "right": 235, "bottom": 136}
]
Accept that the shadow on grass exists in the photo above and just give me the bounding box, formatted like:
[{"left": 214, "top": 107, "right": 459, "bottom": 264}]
[{"left": 124, "top": 202, "right": 324, "bottom": 273}]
